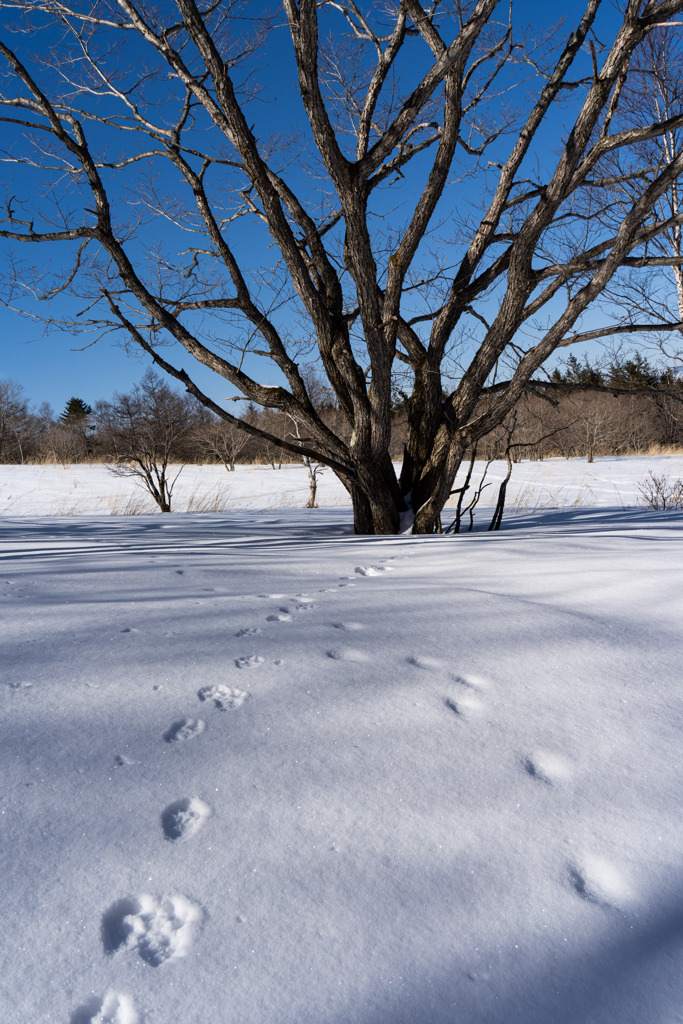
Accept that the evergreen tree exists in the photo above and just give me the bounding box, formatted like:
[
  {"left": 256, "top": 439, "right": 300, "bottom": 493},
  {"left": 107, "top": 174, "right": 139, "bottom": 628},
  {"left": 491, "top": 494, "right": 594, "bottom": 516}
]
[
  {"left": 60, "top": 397, "right": 92, "bottom": 425},
  {"left": 607, "top": 354, "right": 661, "bottom": 389},
  {"left": 551, "top": 355, "right": 605, "bottom": 386}
]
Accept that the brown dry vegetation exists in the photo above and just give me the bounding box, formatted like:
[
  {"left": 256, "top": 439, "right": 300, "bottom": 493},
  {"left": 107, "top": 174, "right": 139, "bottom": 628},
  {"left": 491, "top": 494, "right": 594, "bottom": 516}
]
[{"left": 2, "top": 388, "right": 682, "bottom": 466}]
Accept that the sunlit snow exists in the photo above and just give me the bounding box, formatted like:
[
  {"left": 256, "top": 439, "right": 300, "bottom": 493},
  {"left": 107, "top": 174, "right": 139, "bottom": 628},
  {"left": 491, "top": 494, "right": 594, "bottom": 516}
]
[{"left": 1, "top": 457, "right": 682, "bottom": 1023}]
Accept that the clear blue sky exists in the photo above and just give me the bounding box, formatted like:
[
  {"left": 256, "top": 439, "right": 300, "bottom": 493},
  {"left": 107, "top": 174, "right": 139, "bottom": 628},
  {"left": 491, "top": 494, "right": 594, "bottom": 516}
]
[{"left": 0, "top": 307, "right": 153, "bottom": 413}]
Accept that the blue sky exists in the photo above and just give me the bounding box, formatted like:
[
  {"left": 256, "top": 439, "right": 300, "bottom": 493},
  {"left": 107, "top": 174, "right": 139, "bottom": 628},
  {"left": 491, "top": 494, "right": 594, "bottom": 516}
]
[
  {"left": 0, "top": 1, "right": 655, "bottom": 415},
  {"left": 0, "top": 3, "right": 298, "bottom": 413},
  {"left": 0, "top": 306, "right": 151, "bottom": 413}
]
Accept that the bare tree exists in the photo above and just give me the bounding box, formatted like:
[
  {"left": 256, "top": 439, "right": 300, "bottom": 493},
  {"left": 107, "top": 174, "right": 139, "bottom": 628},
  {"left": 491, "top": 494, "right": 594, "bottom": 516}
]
[
  {"left": 2, "top": 2, "right": 683, "bottom": 532},
  {"left": 193, "top": 419, "right": 249, "bottom": 472},
  {"left": 287, "top": 415, "right": 325, "bottom": 507},
  {"left": 41, "top": 420, "right": 90, "bottom": 465},
  {"left": 98, "top": 370, "right": 203, "bottom": 511},
  {"left": 252, "top": 410, "right": 287, "bottom": 469},
  {"left": 0, "top": 378, "right": 34, "bottom": 462}
]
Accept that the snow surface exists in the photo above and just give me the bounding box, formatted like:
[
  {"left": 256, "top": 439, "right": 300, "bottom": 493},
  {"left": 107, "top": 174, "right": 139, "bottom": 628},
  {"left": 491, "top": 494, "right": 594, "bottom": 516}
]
[
  {"left": 1, "top": 457, "right": 683, "bottom": 1023},
  {"left": 2, "top": 452, "right": 683, "bottom": 516}
]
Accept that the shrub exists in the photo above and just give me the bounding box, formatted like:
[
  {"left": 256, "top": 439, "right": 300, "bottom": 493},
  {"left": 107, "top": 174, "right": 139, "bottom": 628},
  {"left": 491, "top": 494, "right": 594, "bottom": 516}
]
[{"left": 637, "top": 471, "right": 683, "bottom": 511}]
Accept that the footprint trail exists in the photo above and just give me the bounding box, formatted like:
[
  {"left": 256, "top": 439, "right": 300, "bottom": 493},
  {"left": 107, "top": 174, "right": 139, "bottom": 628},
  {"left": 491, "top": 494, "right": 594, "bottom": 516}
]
[
  {"left": 198, "top": 684, "right": 248, "bottom": 710},
  {"left": 161, "top": 797, "right": 211, "bottom": 841},
  {"left": 102, "top": 893, "right": 201, "bottom": 966},
  {"left": 235, "top": 654, "right": 265, "bottom": 669},
  {"left": 163, "top": 718, "right": 206, "bottom": 743},
  {"left": 327, "top": 647, "right": 369, "bottom": 662},
  {"left": 568, "top": 855, "right": 632, "bottom": 908},
  {"left": 523, "top": 750, "right": 572, "bottom": 786},
  {"left": 71, "top": 990, "right": 138, "bottom": 1024},
  {"left": 444, "top": 693, "right": 485, "bottom": 719}
]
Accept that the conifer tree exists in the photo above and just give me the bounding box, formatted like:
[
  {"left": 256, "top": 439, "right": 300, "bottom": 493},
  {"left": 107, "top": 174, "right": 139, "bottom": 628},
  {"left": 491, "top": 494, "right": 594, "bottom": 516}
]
[{"left": 60, "top": 398, "right": 92, "bottom": 425}]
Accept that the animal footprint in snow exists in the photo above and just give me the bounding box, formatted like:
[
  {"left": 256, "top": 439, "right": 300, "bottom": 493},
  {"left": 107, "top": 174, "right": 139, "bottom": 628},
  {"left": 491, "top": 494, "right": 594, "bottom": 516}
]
[
  {"left": 407, "top": 655, "right": 444, "bottom": 671},
  {"left": 266, "top": 609, "right": 293, "bottom": 622},
  {"left": 327, "top": 648, "right": 369, "bottom": 663},
  {"left": 568, "top": 855, "right": 632, "bottom": 908},
  {"left": 197, "top": 684, "right": 248, "bottom": 711},
  {"left": 235, "top": 627, "right": 261, "bottom": 637},
  {"left": 102, "top": 893, "right": 201, "bottom": 966},
  {"left": 444, "top": 694, "right": 485, "bottom": 719},
  {"left": 333, "top": 622, "right": 364, "bottom": 631},
  {"left": 114, "top": 754, "right": 135, "bottom": 768},
  {"left": 523, "top": 750, "right": 572, "bottom": 786},
  {"left": 235, "top": 654, "right": 265, "bottom": 669},
  {"left": 452, "top": 673, "right": 490, "bottom": 692},
  {"left": 163, "top": 718, "right": 206, "bottom": 743},
  {"left": 161, "top": 797, "right": 211, "bottom": 841},
  {"left": 70, "top": 989, "right": 138, "bottom": 1024},
  {"left": 354, "top": 564, "right": 392, "bottom": 577}
]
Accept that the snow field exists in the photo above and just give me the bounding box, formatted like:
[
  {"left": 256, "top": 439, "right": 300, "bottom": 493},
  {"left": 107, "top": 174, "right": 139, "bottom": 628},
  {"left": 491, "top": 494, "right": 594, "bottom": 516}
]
[
  {"left": 1, "top": 468, "right": 682, "bottom": 1022},
  {"left": 2, "top": 452, "right": 683, "bottom": 517}
]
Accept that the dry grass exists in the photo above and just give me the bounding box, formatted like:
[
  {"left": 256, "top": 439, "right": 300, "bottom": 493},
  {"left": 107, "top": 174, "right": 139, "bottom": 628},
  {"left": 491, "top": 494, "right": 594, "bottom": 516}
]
[
  {"left": 0, "top": 491, "right": 21, "bottom": 516},
  {"left": 25, "top": 455, "right": 110, "bottom": 466},
  {"left": 185, "top": 485, "right": 232, "bottom": 513},
  {"left": 262, "top": 491, "right": 300, "bottom": 511},
  {"left": 108, "top": 493, "right": 155, "bottom": 515},
  {"left": 635, "top": 443, "right": 683, "bottom": 457},
  {"left": 506, "top": 482, "right": 599, "bottom": 514}
]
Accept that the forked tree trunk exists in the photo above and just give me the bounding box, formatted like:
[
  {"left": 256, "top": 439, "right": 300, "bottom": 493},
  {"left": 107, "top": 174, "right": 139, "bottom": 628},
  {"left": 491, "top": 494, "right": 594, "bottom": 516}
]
[{"left": 348, "top": 427, "right": 467, "bottom": 535}]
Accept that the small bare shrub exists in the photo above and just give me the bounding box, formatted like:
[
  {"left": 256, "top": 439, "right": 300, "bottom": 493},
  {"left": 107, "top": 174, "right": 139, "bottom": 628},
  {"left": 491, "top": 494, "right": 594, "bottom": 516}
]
[{"left": 637, "top": 471, "right": 683, "bottom": 511}]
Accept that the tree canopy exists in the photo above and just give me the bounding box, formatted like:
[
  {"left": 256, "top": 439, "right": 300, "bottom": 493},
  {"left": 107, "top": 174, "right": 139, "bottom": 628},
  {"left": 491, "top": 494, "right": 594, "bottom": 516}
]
[{"left": 2, "top": 1, "right": 683, "bottom": 531}]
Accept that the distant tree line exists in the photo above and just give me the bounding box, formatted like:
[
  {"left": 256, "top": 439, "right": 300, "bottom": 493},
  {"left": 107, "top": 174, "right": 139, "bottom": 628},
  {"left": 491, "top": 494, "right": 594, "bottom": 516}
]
[
  {"left": 493, "top": 354, "right": 683, "bottom": 464},
  {"left": 0, "top": 369, "right": 353, "bottom": 470},
  {"left": 1, "top": 355, "right": 682, "bottom": 471}
]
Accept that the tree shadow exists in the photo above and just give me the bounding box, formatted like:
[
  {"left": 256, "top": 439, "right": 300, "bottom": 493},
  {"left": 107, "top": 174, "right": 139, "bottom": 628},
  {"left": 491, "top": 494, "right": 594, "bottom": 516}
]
[{"left": 326, "top": 886, "right": 683, "bottom": 1024}]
